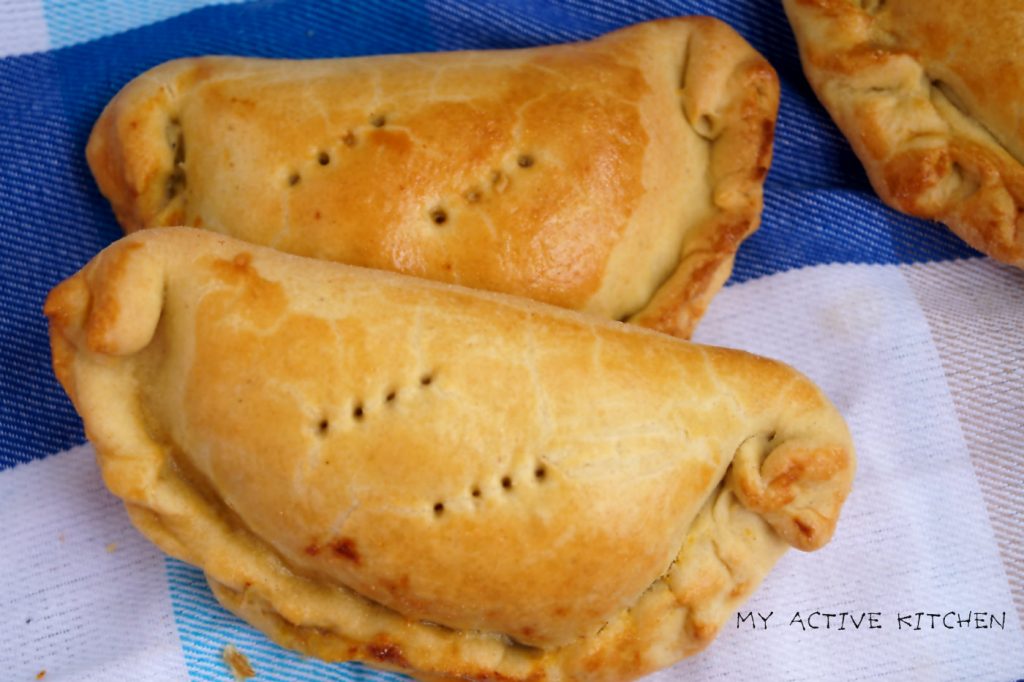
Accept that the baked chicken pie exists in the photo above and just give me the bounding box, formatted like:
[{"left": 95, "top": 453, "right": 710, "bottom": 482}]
[
  {"left": 784, "top": 0, "right": 1024, "bottom": 267},
  {"left": 46, "top": 228, "right": 854, "bottom": 681},
  {"left": 86, "top": 17, "right": 779, "bottom": 338}
]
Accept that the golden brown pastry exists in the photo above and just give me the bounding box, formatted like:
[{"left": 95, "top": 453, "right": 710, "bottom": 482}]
[
  {"left": 45, "top": 228, "right": 853, "bottom": 681},
  {"left": 86, "top": 17, "right": 779, "bottom": 338},
  {"left": 784, "top": 0, "right": 1024, "bottom": 267}
]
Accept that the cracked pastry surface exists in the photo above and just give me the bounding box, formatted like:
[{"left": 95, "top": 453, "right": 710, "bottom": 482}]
[
  {"left": 46, "top": 228, "right": 854, "bottom": 681},
  {"left": 86, "top": 17, "right": 779, "bottom": 338},
  {"left": 784, "top": 0, "right": 1024, "bottom": 267}
]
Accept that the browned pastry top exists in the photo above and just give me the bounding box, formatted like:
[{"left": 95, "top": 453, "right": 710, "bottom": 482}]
[{"left": 87, "top": 17, "right": 779, "bottom": 336}]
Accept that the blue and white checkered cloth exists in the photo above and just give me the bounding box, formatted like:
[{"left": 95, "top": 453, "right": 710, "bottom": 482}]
[{"left": 1, "top": 2, "right": 1022, "bottom": 680}]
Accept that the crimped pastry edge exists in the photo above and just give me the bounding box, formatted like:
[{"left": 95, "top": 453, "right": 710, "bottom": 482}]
[{"left": 784, "top": 0, "right": 1024, "bottom": 267}]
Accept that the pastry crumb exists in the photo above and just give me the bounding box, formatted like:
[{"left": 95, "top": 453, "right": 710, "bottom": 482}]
[
  {"left": 105, "top": 543, "right": 118, "bottom": 553},
  {"left": 58, "top": 533, "right": 65, "bottom": 543},
  {"left": 36, "top": 671, "right": 46, "bottom": 680},
  {"left": 222, "top": 645, "right": 256, "bottom": 680}
]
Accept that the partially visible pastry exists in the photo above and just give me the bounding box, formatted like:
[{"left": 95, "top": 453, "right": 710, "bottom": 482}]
[
  {"left": 785, "top": 0, "right": 1024, "bottom": 267},
  {"left": 45, "top": 228, "right": 854, "bottom": 681},
  {"left": 86, "top": 17, "right": 779, "bottom": 337}
]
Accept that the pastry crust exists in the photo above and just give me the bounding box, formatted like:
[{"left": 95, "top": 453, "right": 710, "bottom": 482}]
[
  {"left": 46, "top": 228, "right": 853, "bottom": 681},
  {"left": 86, "top": 17, "right": 779, "bottom": 338},
  {"left": 784, "top": 0, "right": 1024, "bottom": 266}
]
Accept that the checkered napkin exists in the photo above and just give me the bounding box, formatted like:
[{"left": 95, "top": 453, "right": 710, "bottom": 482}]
[{"left": 1, "top": 1, "right": 1022, "bottom": 680}]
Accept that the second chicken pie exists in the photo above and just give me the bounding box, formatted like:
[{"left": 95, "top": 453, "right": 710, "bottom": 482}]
[
  {"left": 46, "top": 228, "right": 853, "bottom": 681},
  {"left": 86, "top": 17, "right": 779, "bottom": 338}
]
